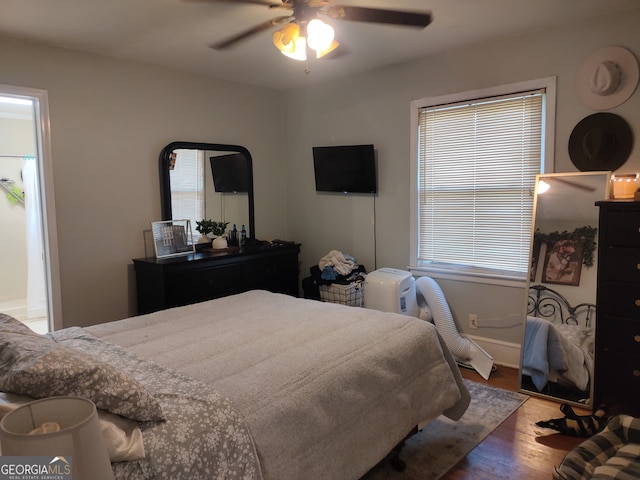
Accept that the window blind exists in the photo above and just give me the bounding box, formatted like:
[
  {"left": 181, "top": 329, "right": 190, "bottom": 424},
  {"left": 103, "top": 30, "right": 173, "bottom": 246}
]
[
  {"left": 417, "top": 90, "right": 544, "bottom": 274},
  {"left": 169, "top": 149, "right": 204, "bottom": 236}
]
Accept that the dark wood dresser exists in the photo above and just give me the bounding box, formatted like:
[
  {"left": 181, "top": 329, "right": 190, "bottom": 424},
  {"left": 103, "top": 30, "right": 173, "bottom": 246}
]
[
  {"left": 594, "top": 200, "right": 640, "bottom": 416},
  {"left": 133, "top": 243, "right": 300, "bottom": 314}
]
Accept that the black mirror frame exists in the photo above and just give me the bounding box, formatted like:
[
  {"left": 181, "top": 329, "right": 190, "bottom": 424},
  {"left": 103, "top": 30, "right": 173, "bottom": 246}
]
[{"left": 159, "top": 141, "right": 255, "bottom": 239}]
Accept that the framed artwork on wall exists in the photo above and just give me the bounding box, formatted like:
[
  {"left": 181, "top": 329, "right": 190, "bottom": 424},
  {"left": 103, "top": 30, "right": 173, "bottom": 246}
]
[{"left": 541, "top": 238, "right": 585, "bottom": 286}]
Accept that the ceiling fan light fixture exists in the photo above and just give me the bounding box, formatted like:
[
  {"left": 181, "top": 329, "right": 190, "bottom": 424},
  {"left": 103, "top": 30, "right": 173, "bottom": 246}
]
[
  {"left": 272, "top": 23, "right": 300, "bottom": 54},
  {"left": 315, "top": 39, "right": 340, "bottom": 59},
  {"left": 281, "top": 36, "right": 307, "bottom": 61},
  {"left": 306, "top": 18, "right": 335, "bottom": 52}
]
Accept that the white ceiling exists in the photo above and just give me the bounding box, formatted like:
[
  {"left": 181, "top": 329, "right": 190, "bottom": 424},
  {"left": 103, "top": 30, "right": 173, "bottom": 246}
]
[{"left": 1, "top": 0, "right": 640, "bottom": 90}]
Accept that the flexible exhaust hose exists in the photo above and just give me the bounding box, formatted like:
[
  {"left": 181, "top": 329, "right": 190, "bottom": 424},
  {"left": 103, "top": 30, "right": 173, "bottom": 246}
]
[{"left": 415, "top": 276, "right": 472, "bottom": 362}]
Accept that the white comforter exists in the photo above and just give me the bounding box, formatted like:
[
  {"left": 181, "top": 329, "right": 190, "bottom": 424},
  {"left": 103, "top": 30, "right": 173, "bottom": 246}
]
[{"left": 88, "top": 290, "right": 470, "bottom": 480}]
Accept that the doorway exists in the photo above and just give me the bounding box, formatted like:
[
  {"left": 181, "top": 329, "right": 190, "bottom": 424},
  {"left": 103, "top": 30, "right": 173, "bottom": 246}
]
[{"left": 0, "top": 84, "right": 61, "bottom": 332}]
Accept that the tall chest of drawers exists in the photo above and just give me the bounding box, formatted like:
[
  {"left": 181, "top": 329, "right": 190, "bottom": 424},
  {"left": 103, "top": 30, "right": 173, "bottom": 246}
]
[{"left": 594, "top": 201, "right": 640, "bottom": 416}]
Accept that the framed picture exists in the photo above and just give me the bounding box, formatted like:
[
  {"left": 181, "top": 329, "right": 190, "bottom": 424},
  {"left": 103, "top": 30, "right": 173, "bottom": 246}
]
[
  {"left": 541, "top": 238, "right": 585, "bottom": 286},
  {"left": 151, "top": 220, "right": 194, "bottom": 258}
]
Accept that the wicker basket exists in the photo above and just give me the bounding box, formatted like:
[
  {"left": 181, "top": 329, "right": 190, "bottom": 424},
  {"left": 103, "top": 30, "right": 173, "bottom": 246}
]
[{"left": 318, "top": 281, "right": 365, "bottom": 307}]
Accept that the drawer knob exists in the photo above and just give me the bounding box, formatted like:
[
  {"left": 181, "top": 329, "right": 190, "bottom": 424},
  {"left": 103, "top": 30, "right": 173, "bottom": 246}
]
[
  {"left": 635, "top": 370, "right": 640, "bottom": 377},
  {"left": 636, "top": 335, "right": 640, "bottom": 343},
  {"left": 637, "top": 263, "right": 640, "bottom": 270},
  {"left": 636, "top": 300, "right": 640, "bottom": 307}
]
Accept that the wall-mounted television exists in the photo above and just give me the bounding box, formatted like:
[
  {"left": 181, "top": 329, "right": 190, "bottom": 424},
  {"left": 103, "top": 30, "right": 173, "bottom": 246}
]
[
  {"left": 209, "top": 153, "right": 249, "bottom": 193},
  {"left": 312, "top": 144, "right": 377, "bottom": 194}
]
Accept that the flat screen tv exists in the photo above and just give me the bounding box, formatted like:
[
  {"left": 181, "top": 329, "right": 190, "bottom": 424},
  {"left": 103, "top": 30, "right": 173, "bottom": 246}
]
[
  {"left": 209, "top": 153, "right": 249, "bottom": 193},
  {"left": 312, "top": 144, "right": 376, "bottom": 194}
]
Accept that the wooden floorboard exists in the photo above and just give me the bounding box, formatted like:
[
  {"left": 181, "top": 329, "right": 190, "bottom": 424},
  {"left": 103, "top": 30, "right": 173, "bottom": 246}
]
[{"left": 440, "top": 366, "right": 589, "bottom": 480}]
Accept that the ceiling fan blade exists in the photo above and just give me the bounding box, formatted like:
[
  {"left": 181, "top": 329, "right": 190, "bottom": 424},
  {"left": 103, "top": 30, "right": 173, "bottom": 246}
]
[
  {"left": 326, "top": 6, "right": 432, "bottom": 28},
  {"left": 210, "top": 15, "right": 292, "bottom": 50},
  {"left": 183, "top": 0, "right": 284, "bottom": 7},
  {"left": 550, "top": 177, "right": 597, "bottom": 192}
]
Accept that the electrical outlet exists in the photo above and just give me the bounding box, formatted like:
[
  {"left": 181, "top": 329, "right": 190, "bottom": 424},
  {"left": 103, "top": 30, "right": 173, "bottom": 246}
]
[{"left": 469, "top": 313, "right": 478, "bottom": 329}]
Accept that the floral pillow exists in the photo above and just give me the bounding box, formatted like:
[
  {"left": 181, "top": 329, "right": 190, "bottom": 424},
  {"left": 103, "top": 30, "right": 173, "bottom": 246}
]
[
  {"left": 0, "top": 313, "right": 41, "bottom": 336},
  {"left": 0, "top": 314, "right": 164, "bottom": 422}
]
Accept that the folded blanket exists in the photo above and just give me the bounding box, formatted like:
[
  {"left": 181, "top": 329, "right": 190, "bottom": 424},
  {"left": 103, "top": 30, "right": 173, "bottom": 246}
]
[
  {"left": 522, "top": 316, "right": 590, "bottom": 391},
  {"left": 522, "top": 316, "right": 566, "bottom": 390}
]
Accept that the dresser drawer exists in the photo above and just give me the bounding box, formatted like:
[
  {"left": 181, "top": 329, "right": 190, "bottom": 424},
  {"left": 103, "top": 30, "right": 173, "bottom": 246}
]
[
  {"left": 605, "top": 211, "right": 640, "bottom": 247},
  {"left": 166, "top": 264, "right": 244, "bottom": 307},
  {"left": 602, "top": 247, "right": 640, "bottom": 283},
  {"left": 243, "top": 252, "right": 299, "bottom": 295},
  {"left": 598, "top": 282, "right": 640, "bottom": 318},
  {"left": 596, "top": 350, "right": 640, "bottom": 415},
  {"left": 598, "top": 316, "right": 640, "bottom": 355},
  {"left": 134, "top": 244, "right": 301, "bottom": 314}
]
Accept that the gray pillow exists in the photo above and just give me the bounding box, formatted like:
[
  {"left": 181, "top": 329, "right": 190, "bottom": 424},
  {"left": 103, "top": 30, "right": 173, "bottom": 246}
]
[{"left": 0, "top": 314, "right": 164, "bottom": 422}]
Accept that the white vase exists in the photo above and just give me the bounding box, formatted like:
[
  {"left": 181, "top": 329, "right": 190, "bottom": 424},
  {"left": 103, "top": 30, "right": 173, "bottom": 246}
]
[{"left": 212, "top": 236, "right": 228, "bottom": 249}]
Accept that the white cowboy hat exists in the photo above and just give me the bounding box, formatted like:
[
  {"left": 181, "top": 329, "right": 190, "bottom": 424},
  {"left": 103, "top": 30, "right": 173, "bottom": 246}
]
[{"left": 575, "top": 45, "right": 639, "bottom": 111}]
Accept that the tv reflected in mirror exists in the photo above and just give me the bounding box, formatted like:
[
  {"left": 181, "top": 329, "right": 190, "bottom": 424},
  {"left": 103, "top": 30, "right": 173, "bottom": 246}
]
[
  {"left": 210, "top": 153, "right": 249, "bottom": 193},
  {"left": 159, "top": 141, "right": 255, "bottom": 240}
]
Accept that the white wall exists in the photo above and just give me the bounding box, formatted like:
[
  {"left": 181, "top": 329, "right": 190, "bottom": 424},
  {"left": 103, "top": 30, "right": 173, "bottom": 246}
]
[
  {"left": 0, "top": 37, "right": 287, "bottom": 328},
  {"left": 0, "top": 116, "right": 34, "bottom": 312},
  {"left": 1, "top": 8, "right": 639, "bottom": 345},
  {"left": 283, "top": 9, "right": 640, "bottom": 349}
]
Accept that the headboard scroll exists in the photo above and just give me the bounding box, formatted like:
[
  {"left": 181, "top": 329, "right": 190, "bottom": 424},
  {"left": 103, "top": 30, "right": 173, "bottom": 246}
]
[{"left": 528, "top": 284, "right": 596, "bottom": 327}]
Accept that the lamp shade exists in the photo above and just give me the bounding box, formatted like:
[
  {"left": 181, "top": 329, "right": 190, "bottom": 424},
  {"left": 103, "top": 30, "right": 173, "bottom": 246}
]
[
  {"left": 281, "top": 36, "right": 307, "bottom": 61},
  {"left": 306, "top": 19, "right": 334, "bottom": 52},
  {"left": 0, "top": 396, "right": 114, "bottom": 480},
  {"left": 272, "top": 23, "right": 300, "bottom": 54}
]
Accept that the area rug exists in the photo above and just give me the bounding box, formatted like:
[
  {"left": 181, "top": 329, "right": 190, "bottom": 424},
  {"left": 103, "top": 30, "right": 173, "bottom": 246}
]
[{"left": 361, "top": 379, "right": 528, "bottom": 480}]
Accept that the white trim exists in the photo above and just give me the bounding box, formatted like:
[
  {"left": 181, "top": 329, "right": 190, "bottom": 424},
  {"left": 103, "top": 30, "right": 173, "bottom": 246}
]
[
  {"left": 0, "top": 83, "right": 62, "bottom": 331},
  {"left": 408, "top": 265, "right": 527, "bottom": 289},
  {"left": 409, "top": 76, "right": 557, "bottom": 269},
  {"left": 466, "top": 334, "right": 522, "bottom": 369}
]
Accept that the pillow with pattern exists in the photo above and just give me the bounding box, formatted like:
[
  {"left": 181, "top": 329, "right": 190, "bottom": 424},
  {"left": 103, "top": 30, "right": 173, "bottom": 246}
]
[{"left": 0, "top": 314, "right": 164, "bottom": 422}]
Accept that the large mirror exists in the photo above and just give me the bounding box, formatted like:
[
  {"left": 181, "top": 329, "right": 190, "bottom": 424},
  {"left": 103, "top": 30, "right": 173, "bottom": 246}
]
[
  {"left": 519, "top": 172, "right": 610, "bottom": 408},
  {"left": 160, "top": 142, "right": 255, "bottom": 240}
]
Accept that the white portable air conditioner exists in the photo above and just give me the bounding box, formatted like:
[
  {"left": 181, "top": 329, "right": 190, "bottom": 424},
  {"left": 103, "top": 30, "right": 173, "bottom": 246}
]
[{"left": 364, "top": 268, "right": 419, "bottom": 317}]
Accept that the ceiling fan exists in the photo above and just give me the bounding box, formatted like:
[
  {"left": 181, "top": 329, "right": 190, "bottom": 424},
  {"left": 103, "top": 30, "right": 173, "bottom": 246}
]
[{"left": 188, "top": 0, "right": 433, "bottom": 62}]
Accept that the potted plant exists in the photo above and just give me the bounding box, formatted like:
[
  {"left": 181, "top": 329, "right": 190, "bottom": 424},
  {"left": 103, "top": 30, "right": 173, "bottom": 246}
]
[{"left": 195, "top": 220, "right": 229, "bottom": 248}]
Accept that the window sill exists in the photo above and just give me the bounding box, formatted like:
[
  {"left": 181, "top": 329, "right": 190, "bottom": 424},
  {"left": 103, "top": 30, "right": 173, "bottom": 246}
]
[{"left": 408, "top": 265, "right": 527, "bottom": 288}]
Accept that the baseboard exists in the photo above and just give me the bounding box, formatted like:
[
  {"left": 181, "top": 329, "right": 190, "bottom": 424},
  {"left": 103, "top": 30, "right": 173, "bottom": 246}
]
[
  {"left": 466, "top": 334, "right": 521, "bottom": 369},
  {"left": 0, "top": 301, "right": 27, "bottom": 321}
]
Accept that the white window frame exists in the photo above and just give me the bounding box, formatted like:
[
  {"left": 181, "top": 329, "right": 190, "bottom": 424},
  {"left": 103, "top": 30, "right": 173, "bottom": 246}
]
[
  {"left": 409, "top": 77, "right": 556, "bottom": 287},
  {"left": 169, "top": 149, "right": 205, "bottom": 240}
]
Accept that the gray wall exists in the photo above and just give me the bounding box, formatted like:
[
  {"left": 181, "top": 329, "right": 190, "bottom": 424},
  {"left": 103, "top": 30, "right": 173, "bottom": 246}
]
[
  {"left": 0, "top": 37, "right": 287, "bottom": 327},
  {"left": 1, "top": 8, "right": 639, "bottom": 352},
  {"left": 283, "top": 9, "right": 640, "bottom": 349}
]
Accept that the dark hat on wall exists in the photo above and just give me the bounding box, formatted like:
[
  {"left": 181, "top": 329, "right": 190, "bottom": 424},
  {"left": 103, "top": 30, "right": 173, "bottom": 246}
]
[{"left": 568, "top": 113, "right": 633, "bottom": 172}]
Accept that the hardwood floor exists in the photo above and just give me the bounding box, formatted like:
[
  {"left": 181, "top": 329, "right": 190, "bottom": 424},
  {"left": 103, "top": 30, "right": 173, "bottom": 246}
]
[{"left": 440, "top": 365, "right": 590, "bottom": 480}]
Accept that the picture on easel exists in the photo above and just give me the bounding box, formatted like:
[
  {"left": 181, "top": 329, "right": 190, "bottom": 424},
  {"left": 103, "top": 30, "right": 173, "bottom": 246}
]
[{"left": 151, "top": 219, "right": 194, "bottom": 258}]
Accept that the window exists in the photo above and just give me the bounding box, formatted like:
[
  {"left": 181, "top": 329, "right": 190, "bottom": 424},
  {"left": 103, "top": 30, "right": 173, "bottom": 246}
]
[
  {"left": 169, "top": 149, "right": 205, "bottom": 238},
  {"left": 410, "top": 78, "right": 556, "bottom": 281}
]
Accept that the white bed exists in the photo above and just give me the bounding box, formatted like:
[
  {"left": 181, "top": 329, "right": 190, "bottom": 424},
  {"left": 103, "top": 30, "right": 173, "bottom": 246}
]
[{"left": 1, "top": 290, "right": 469, "bottom": 480}]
